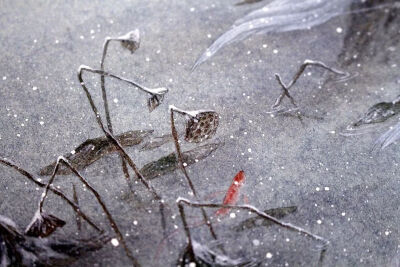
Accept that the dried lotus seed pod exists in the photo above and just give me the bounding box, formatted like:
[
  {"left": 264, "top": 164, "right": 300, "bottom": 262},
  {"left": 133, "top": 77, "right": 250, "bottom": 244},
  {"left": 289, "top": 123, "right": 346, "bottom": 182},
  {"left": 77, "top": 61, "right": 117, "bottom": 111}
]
[{"left": 185, "top": 111, "right": 219, "bottom": 143}]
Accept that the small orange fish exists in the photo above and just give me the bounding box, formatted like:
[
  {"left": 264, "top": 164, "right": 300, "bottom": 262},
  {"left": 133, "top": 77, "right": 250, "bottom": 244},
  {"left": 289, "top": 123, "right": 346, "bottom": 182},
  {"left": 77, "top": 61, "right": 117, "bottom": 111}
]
[{"left": 215, "top": 170, "right": 245, "bottom": 216}]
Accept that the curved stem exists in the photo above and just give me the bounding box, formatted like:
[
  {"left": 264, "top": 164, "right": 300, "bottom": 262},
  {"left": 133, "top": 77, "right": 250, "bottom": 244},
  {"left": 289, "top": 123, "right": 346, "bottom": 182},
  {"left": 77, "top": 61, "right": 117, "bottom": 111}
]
[
  {"left": 78, "top": 67, "right": 167, "bottom": 231},
  {"left": 100, "top": 38, "right": 134, "bottom": 196},
  {"left": 273, "top": 60, "right": 349, "bottom": 108},
  {"left": 170, "top": 110, "right": 219, "bottom": 242},
  {"left": 0, "top": 158, "right": 101, "bottom": 232},
  {"left": 79, "top": 66, "right": 163, "bottom": 96},
  {"left": 177, "top": 198, "right": 329, "bottom": 246}
]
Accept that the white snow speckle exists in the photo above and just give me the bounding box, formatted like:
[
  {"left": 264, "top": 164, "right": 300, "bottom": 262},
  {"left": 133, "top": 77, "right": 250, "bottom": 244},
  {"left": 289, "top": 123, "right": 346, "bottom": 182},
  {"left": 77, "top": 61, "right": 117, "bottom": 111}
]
[{"left": 111, "top": 238, "right": 119, "bottom": 247}]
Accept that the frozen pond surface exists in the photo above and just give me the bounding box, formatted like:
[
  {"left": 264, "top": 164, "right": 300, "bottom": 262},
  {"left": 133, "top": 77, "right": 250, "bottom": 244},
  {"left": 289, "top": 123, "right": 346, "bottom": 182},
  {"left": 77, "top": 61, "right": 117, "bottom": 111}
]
[{"left": 0, "top": 0, "right": 399, "bottom": 266}]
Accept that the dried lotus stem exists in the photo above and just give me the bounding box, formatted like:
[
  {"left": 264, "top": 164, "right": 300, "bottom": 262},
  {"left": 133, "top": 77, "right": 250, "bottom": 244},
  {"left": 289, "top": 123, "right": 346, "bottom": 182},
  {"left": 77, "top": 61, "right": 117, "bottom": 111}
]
[{"left": 273, "top": 60, "right": 349, "bottom": 108}]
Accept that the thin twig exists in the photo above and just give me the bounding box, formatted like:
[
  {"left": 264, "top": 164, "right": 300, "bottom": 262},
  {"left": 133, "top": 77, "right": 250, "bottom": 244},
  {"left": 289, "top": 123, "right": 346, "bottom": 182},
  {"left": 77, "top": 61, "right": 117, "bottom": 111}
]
[
  {"left": 100, "top": 38, "right": 134, "bottom": 196},
  {"left": 274, "top": 74, "right": 297, "bottom": 108},
  {"left": 0, "top": 158, "right": 101, "bottom": 232},
  {"left": 170, "top": 110, "right": 219, "bottom": 243},
  {"left": 272, "top": 60, "right": 349, "bottom": 109},
  {"left": 78, "top": 66, "right": 167, "bottom": 232},
  {"left": 39, "top": 156, "right": 140, "bottom": 267},
  {"left": 177, "top": 197, "right": 329, "bottom": 254},
  {"left": 79, "top": 65, "right": 166, "bottom": 96},
  {"left": 72, "top": 183, "right": 81, "bottom": 231}
]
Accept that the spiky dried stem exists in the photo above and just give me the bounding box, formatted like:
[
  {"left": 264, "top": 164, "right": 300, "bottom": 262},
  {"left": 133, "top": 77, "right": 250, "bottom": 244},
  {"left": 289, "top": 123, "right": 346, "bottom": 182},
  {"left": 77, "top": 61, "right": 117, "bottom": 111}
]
[
  {"left": 78, "top": 67, "right": 167, "bottom": 233},
  {"left": 169, "top": 110, "right": 219, "bottom": 242},
  {"left": 39, "top": 157, "right": 140, "bottom": 267},
  {"left": 0, "top": 158, "right": 101, "bottom": 232},
  {"left": 273, "top": 60, "right": 349, "bottom": 108}
]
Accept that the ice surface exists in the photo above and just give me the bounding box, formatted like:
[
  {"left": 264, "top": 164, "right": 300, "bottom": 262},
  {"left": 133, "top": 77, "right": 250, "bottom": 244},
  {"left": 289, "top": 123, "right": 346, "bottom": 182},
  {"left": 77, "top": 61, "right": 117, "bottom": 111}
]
[{"left": 0, "top": 0, "right": 399, "bottom": 266}]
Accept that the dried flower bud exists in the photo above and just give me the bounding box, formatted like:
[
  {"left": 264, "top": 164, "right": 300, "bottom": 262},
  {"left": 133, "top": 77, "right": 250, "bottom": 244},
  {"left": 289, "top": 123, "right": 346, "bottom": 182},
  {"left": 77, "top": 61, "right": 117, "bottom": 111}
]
[
  {"left": 119, "top": 30, "right": 140, "bottom": 53},
  {"left": 25, "top": 210, "right": 66, "bottom": 238},
  {"left": 185, "top": 111, "right": 219, "bottom": 143},
  {"left": 147, "top": 94, "right": 164, "bottom": 112}
]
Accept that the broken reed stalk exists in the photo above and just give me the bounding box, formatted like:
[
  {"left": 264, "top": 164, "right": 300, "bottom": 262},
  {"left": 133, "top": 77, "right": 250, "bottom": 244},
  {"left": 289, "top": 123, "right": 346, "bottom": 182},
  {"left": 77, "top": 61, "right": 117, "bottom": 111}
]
[
  {"left": 78, "top": 66, "right": 167, "bottom": 232},
  {"left": 169, "top": 109, "right": 219, "bottom": 242},
  {"left": 177, "top": 197, "right": 329, "bottom": 258},
  {"left": 38, "top": 156, "right": 140, "bottom": 267},
  {"left": 0, "top": 158, "right": 101, "bottom": 232},
  {"left": 72, "top": 183, "right": 81, "bottom": 231},
  {"left": 100, "top": 37, "right": 133, "bottom": 195},
  {"left": 273, "top": 60, "right": 349, "bottom": 108}
]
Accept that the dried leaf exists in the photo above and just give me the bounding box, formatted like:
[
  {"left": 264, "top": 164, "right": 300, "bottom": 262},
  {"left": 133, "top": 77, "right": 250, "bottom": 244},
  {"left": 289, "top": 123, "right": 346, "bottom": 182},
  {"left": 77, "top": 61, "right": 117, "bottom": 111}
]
[
  {"left": 39, "top": 130, "right": 153, "bottom": 176},
  {"left": 140, "top": 143, "right": 222, "bottom": 180},
  {"left": 25, "top": 210, "right": 66, "bottom": 238},
  {"left": 185, "top": 112, "right": 219, "bottom": 143},
  {"left": 353, "top": 101, "right": 400, "bottom": 127}
]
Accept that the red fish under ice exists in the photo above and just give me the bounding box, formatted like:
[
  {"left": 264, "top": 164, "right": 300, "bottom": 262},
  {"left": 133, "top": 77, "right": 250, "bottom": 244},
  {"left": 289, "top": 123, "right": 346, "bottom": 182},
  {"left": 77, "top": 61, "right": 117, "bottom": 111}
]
[{"left": 215, "top": 170, "right": 245, "bottom": 216}]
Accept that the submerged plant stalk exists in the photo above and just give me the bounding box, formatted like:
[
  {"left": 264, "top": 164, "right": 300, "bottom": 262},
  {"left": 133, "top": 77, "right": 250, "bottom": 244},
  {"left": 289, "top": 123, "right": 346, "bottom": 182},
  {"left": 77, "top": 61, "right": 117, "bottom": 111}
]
[
  {"left": 0, "top": 158, "right": 101, "bottom": 232},
  {"left": 72, "top": 183, "right": 82, "bottom": 231},
  {"left": 169, "top": 108, "right": 219, "bottom": 243},
  {"left": 38, "top": 156, "right": 140, "bottom": 266},
  {"left": 100, "top": 34, "right": 137, "bottom": 195},
  {"left": 78, "top": 66, "right": 167, "bottom": 236}
]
